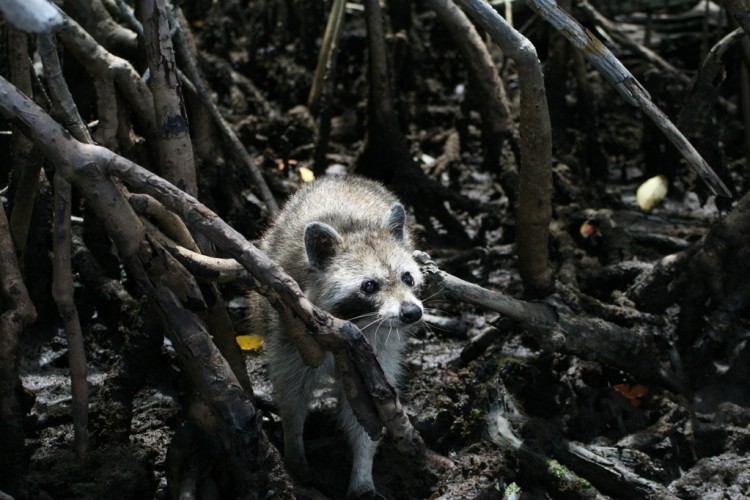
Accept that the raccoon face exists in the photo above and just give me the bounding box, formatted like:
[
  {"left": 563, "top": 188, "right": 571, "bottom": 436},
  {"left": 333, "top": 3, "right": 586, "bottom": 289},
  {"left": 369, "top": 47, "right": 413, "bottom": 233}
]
[{"left": 302, "top": 209, "right": 423, "bottom": 331}]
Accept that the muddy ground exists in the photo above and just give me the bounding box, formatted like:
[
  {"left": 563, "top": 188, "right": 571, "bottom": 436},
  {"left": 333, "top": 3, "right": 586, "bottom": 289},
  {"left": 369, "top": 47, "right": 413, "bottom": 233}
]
[
  {"left": 3, "top": 0, "right": 750, "bottom": 499},
  {"left": 15, "top": 188, "right": 750, "bottom": 500}
]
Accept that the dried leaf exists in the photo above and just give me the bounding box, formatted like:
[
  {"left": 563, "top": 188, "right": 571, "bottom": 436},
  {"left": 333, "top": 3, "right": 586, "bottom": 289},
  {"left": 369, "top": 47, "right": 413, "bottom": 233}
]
[
  {"left": 299, "top": 166, "right": 315, "bottom": 183},
  {"left": 579, "top": 221, "right": 595, "bottom": 238},
  {"left": 236, "top": 335, "right": 264, "bottom": 351},
  {"left": 636, "top": 175, "right": 668, "bottom": 211},
  {"left": 613, "top": 383, "right": 649, "bottom": 407}
]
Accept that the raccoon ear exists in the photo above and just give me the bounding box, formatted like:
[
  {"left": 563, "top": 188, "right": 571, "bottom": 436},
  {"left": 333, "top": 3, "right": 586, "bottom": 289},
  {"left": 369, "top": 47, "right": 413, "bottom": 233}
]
[
  {"left": 304, "top": 222, "right": 341, "bottom": 269},
  {"left": 384, "top": 203, "right": 406, "bottom": 242}
]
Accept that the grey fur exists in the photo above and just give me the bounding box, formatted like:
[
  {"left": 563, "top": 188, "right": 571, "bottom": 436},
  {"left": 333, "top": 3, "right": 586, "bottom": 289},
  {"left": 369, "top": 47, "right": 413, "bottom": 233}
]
[{"left": 251, "top": 176, "right": 423, "bottom": 496}]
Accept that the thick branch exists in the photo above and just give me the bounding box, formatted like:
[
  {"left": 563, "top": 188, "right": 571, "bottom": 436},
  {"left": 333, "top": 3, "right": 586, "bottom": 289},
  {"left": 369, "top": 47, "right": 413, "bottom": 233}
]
[
  {"left": 415, "top": 252, "right": 673, "bottom": 384},
  {"left": 7, "top": 29, "right": 41, "bottom": 269},
  {"left": 139, "top": 0, "right": 197, "bottom": 196},
  {"left": 56, "top": 12, "right": 159, "bottom": 146},
  {"left": 0, "top": 197, "right": 38, "bottom": 491},
  {"left": 64, "top": 0, "right": 138, "bottom": 57},
  {"left": 455, "top": 0, "right": 554, "bottom": 297}
]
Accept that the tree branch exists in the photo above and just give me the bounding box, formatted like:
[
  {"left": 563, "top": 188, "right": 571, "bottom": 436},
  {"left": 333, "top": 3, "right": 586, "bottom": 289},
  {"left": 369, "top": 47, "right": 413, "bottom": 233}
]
[
  {"left": 455, "top": 0, "right": 554, "bottom": 297},
  {"left": 415, "top": 252, "right": 678, "bottom": 386},
  {"left": 51, "top": 174, "right": 90, "bottom": 458},
  {"left": 0, "top": 74, "right": 425, "bottom": 457},
  {"left": 525, "top": 0, "right": 732, "bottom": 198},
  {"left": 0, "top": 195, "right": 38, "bottom": 491}
]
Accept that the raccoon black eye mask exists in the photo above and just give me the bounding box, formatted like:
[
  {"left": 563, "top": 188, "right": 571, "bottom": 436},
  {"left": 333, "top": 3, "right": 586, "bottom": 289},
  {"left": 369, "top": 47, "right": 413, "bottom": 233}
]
[{"left": 330, "top": 294, "right": 379, "bottom": 320}]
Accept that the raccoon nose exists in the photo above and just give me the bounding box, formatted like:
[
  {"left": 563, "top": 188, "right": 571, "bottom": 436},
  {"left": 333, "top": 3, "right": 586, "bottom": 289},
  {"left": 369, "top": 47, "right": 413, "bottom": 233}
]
[{"left": 399, "top": 303, "right": 422, "bottom": 324}]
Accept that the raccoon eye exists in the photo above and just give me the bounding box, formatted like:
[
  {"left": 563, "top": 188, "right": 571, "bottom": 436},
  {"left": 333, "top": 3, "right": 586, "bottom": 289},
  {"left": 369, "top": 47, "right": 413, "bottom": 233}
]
[
  {"left": 361, "top": 280, "right": 380, "bottom": 294},
  {"left": 401, "top": 272, "right": 414, "bottom": 287}
]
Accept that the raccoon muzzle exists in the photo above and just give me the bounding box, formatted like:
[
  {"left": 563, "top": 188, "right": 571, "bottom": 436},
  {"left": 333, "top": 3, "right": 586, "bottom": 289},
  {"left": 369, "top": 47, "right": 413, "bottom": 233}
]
[{"left": 399, "top": 303, "right": 423, "bottom": 324}]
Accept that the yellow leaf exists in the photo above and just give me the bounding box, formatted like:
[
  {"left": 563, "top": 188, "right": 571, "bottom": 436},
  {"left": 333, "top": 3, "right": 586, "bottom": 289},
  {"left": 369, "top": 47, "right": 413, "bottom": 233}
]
[
  {"left": 636, "top": 175, "right": 668, "bottom": 211},
  {"left": 299, "top": 167, "right": 315, "bottom": 183},
  {"left": 236, "top": 335, "right": 264, "bottom": 351}
]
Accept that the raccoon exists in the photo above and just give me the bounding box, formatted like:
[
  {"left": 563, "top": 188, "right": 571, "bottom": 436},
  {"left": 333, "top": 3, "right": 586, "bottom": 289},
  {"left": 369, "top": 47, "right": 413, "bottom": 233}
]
[{"left": 253, "top": 175, "right": 423, "bottom": 496}]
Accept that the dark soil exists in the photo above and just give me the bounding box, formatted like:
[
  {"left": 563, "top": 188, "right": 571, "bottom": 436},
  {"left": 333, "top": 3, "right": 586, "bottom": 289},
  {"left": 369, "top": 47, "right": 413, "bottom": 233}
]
[{"left": 3, "top": 0, "right": 750, "bottom": 499}]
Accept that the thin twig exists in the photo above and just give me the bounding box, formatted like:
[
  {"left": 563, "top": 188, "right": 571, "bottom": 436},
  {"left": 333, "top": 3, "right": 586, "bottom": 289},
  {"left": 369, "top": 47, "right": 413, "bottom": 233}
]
[{"left": 308, "top": 0, "right": 346, "bottom": 113}]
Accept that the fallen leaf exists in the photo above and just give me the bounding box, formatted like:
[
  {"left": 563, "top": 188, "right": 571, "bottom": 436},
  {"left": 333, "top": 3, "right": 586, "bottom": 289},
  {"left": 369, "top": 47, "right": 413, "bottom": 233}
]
[
  {"left": 299, "top": 166, "right": 315, "bottom": 183},
  {"left": 636, "top": 175, "right": 668, "bottom": 211},
  {"left": 236, "top": 335, "right": 264, "bottom": 351},
  {"left": 613, "top": 383, "right": 649, "bottom": 407},
  {"left": 579, "top": 221, "right": 595, "bottom": 238}
]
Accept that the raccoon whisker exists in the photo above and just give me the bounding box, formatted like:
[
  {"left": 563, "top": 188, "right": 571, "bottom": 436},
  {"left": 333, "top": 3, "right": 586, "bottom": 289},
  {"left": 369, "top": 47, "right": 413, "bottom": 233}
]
[
  {"left": 369, "top": 318, "right": 389, "bottom": 346},
  {"left": 423, "top": 306, "right": 453, "bottom": 316},
  {"left": 361, "top": 316, "right": 385, "bottom": 332},
  {"left": 346, "top": 312, "right": 379, "bottom": 323},
  {"left": 420, "top": 286, "right": 448, "bottom": 304},
  {"left": 385, "top": 322, "right": 393, "bottom": 345}
]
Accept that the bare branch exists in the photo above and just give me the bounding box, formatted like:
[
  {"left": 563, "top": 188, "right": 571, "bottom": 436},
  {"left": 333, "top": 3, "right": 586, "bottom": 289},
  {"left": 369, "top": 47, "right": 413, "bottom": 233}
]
[
  {"left": 51, "top": 174, "right": 90, "bottom": 458},
  {"left": 428, "top": 0, "right": 518, "bottom": 205},
  {"left": 415, "top": 252, "right": 677, "bottom": 385},
  {"left": 64, "top": 0, "right": 137, "bottom": 56},
  {"left": 455, "top": 0, "right": 554, "bottom": 297},
  {"left": 129, "top": 192, "right": 199, "bottom": 252},
  {"left": 7, "top": 29, "right": 41, "bottom": 268},
  {"left": 308, "top": 0, "right": 346, "bottom": 113},
  {"left": 139, "top": 0, "right": 197, "bottom": 196},
  {"left": 0, "top": 0, "right": 62, "bottom": 33},
  {"left": 525, "top": 0, "right": 732, "bottom": 198},
  {"left": 56, "top": 12, "right": 158, "bottom": 145},
  {"left": 38, "top": 32, "right": 93, "bottom": 143}
]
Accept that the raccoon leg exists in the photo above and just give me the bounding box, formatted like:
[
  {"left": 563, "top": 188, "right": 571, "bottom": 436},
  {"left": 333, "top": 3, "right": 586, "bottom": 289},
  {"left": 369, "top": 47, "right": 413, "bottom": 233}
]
[
  {"left": 279, "top": 386, "right": 311, "bottom": 477},
  {"left": 338, "top": 395, "right": 379, "bottom": 496},
  {"left": 267, "top": 338, "right": 321, "bottom": 479}
]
